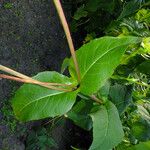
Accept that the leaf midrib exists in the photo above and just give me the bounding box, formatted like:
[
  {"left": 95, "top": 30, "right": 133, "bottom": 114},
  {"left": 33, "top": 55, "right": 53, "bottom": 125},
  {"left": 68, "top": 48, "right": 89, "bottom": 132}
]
[
  {"left": 19, "top": 91, "right": 65, "bottom": 114},
  {"left": 90, "top": 106, "right": 109, "bottom": 150},
  {"left": 99, "top": 106, "right": 109, "bottom": 147},
  {"left": 81, "top": 43, "right": 129, "bottom": 82}
]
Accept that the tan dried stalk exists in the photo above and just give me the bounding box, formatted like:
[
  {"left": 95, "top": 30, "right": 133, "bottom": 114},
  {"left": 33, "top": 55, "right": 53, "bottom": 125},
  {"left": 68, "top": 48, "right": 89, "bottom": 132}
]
[
  {"left": 53, "top": 0, "right": 81, "bottom": 82},
  {"left": 0, "top": 65, "right": 72, "bottom": 91}
]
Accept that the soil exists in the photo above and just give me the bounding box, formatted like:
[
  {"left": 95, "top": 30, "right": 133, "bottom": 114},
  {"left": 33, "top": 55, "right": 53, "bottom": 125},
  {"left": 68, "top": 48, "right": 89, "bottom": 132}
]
[
  {"left": 0, "top": 0, "right": 91, "bottom": 150},
  {"left": 0, "top": 0, "right": 70, "bottom": 101}
]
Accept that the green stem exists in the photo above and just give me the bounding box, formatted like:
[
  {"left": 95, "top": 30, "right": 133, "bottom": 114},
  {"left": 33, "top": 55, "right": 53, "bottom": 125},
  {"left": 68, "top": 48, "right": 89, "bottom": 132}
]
[
  {"left": 90, "top": 95, "right": 103, "bottom": 104},
  {"left": 78, "top": 93, "right": 103, "bottom": 104}
]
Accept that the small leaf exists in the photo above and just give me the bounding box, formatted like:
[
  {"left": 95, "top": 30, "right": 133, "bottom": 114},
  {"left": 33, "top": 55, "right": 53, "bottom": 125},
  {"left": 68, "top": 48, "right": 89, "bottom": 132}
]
[
  {"left": 118, "top": 1, "right": 141, "bottom": 20},
  {"left": 135, "top": 9, "right": 150, "bottom": 23},
  {"left": 74, "top": 5, "right": 88, "bottom": 20},
  {"left": 70, "top": 36, "right": 141, "bottom": 95},
  {"left": 61, "top": 57, "right": 70, "bottom": 73},
  {"left": 97, "top": 80, "right": 110, "bottom": 103},
  {"left": 86, "top": 0, "right": 115, "bottom": 12},
  {"left": 85, "top": 0, "right": 100, "bottom": 12},
  {"left": 141, "top": 37, "right": 150, "bottom": 53},
  {"left": 12, "top": 71, "right": 78, "bottom": 122},
  {"left": 89, "top": 101, "right": 124, "bottom": 150}
]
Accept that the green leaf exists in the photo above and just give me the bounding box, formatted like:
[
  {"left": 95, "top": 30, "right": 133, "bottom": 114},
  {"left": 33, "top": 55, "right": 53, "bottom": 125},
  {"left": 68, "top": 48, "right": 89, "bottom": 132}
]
[
  {"left": 61, "top": 57, "right": 70, "bottom": 73},
  {"left": 12, "top": 71, "right": 78, "bottom": 122},
  {"left": 67, "top": 99, "right": 93, "bottom": 130},
  {"left": 130, "top": 102, "right": 150, "bottom": 141},
  {"left": 118, "top": 1, "right": 141, "bottom": 20},
  {"left": 141, "top": 37, "right": 150, "bottom": 53},
  {"left": 90, "top": 101, "right": 124, "bottom": 150},
  {"left": 74, "top": 5, "right": 88, "bottom": 20},
  {"left": 116, "top": 142, "right": 129, "bottom": 150},
  {"left": 86, "top": 0, "right": 115, "bottom": 12},
  {"left": 135, "top": 9, "right": 150, "bottom": 24},
  {"left": 70, "top": 36, "right": 141, "bottom": 95},
  {"left": 127, "top": 141, "right": 150, "bottom": 150},
  {"left": 109, "top": 84, "right": 133, "bottom": 114},
  {"left": 131, "top": 121, "right": 150, "bottom": 142},
  {"left": 97, "top": 80, "right": 110, "bottom": 103},
  {"left": 137, "top": 60, "right": 150, "bottom": 75},
  {"left": 86, "top": 0, "right": 101, "bottom": 12}
]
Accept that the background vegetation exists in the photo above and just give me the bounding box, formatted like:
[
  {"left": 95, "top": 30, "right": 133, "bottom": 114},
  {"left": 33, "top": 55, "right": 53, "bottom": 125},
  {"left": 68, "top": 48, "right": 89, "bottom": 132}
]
[{"left": 0, "top": 0, "right": 150, "bottom": 150}]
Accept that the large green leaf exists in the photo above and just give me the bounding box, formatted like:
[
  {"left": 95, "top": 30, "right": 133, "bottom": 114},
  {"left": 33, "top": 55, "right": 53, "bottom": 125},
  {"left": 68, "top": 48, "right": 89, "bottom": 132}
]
[
  {"left": 73, "top": 5, "right": 88, "bottom": 20},
  {"left": 70, "top": 36, "right": 141, "bottom": 95},
  {"left": 89, "top": 101, "right": 124, "bottom": 150},
  {"left": 12, "top": 71, "right": 78, "bottom": 122}
]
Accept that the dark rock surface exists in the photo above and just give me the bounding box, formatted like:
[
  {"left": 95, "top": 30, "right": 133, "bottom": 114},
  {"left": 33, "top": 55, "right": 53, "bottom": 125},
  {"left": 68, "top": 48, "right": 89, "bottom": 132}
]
[{"left": 0, "top": 0, "right": 70, "bottom": 149}]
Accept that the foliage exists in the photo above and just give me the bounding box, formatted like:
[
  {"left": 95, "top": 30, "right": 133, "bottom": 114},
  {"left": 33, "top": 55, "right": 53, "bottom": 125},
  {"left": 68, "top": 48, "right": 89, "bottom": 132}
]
[
  {"left": 3, "top": 2, "right": 13, "bottom": 9},
  {"left": 69, "top": 36, "right": 141, "bottom": 95},
  {"left": 90, "top": 101, "right": 124, "bottom": 150},
  {"left": 67, "top": 98, "right": 93, "bottom": 131},
  {"left": 71, "top": 0, "right": 150, "bottom": 41},
  {"left": 26, "top": 128, "right": 57, "bottom": 150},
  {"left": 1, "top": 101, "right": 17, "bottom": 132},
  {"left": 12, "top": 71, "right": 78, "bottom": 121},
  {"left": 11, "top": 36, "right": 143, "bottom": 150},
  {"left": 2, "top": 0, "right": 150, "bottom": 149}
]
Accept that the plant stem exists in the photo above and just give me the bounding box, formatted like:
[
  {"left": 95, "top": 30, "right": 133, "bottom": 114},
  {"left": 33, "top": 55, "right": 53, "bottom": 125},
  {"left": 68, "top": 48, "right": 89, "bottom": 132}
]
[
  {"left": 0, "top": 65, "right": 73, "bottom": 91},
  {"left": 0, "top": 74, "right": 71, "bottom": 92},
  {"left": 90, "top": 95, "right": 103, "bottom": 104},
  {"left": 0, "top": 65, "right": 33, "bottom": 80},
  {"left": 78, "top": 93, "right": 103, "bottom": 104},
  {"left": 53, "top": 0, "right": 81, "bottom": 82}
]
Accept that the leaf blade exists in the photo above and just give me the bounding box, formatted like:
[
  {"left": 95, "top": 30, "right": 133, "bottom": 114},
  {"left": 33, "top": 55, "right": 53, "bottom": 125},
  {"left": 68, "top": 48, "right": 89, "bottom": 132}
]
[
  {"left": 90, "top": 101, "right": 124, "bottom": 150},
  {"left": 12, "top": 71, "right": 78, "bottom": 121},
  {"left": 70, "top": 36, "right": 141, "bottom": 95}
]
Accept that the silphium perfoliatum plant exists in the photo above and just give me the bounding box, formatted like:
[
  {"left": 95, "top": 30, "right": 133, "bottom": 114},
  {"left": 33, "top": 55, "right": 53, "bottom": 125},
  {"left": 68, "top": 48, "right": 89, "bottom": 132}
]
[{"left": 0, "top": 0, "right": 144, "bottom": 150}]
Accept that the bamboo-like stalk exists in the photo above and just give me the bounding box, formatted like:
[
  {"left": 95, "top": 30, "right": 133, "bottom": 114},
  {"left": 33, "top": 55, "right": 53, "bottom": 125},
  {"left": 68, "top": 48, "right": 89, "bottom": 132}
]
[
  {"left": 0, "top": 74, "right": 71, "bottom": 92},
  {"left": 0, "top": 65, "right": 33, "bottom": 80},
  {"left": 90, "top": 95, "right": 103, "bottom": 104},
  {"left": 0, "top": 65, "right": 73, "bottom": 91},
  {"left": 53, "top": 0, "right": 81, "bottom": 82}
]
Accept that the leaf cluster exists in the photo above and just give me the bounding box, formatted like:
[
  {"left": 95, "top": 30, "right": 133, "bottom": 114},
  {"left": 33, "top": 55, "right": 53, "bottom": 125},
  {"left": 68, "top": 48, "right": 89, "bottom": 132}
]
[{"left": 1, "top": 0, "right": 150, "bottom": 150}]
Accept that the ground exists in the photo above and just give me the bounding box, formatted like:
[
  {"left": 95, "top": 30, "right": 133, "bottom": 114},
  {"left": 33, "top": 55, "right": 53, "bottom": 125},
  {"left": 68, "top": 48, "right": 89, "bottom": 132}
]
[{"left": 0, "top": 0, "right": 71, "bottom": 149}]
